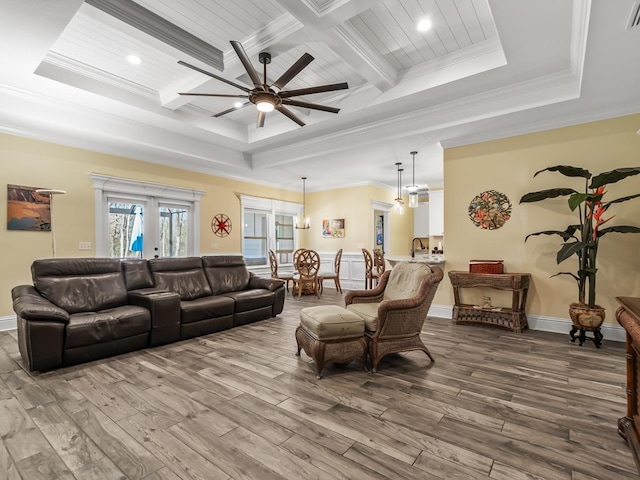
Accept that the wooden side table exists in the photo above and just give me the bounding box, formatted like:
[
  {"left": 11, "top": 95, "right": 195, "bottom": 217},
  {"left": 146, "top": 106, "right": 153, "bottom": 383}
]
[
  {"left": 448, "top": 271, "right": 531, "bottom": 333},
  {"left": 616, "top": 296, "right": 640, "bottom": 476}
]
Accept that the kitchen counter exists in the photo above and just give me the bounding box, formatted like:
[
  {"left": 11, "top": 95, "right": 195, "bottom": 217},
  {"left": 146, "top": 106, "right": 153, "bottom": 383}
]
[{"left": 386, "top": 254, "right": 445, "bottom": 266}]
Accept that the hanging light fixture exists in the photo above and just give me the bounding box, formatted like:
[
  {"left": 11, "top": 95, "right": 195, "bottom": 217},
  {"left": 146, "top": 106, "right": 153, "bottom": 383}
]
[
  {"left": 406, "top": 151, "right": 419, "bottom": 208},
  {"left": 394, "top": 162, "right": 405, "bottom": 215},
  {"left": 295, "top": 177, "right": 311, "bottom": 229}
]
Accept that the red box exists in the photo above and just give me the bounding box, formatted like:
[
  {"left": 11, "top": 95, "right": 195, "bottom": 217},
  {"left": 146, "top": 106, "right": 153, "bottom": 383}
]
[{"left": 469, "top": 260, "right": 504, "bottom": 274}]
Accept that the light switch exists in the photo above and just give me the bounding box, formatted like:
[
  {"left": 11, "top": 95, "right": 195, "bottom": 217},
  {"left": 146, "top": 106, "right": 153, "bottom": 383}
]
[{"left": 78, "top": 241, "right": 92, "bottom": 250}]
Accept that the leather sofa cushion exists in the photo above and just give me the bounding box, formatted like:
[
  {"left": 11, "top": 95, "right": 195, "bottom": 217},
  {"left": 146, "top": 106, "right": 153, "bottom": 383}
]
[
  {"left": 65, "top": 305, "right": 150, "bottom": 348},
  {"left": 122, "top": 259, "right": 154, "bottom": 290},
  {"left": 202, "top": 256, "right": 250, "bottom": 294},
  {"left": 149, "top": 257, "right": 211, "bottom": 301},
  {"left": 181, "top": 296, "right": 235, "bottom": 324},
  {"left": 221, "top": 289, "right": 274, "bottom": 313},
  {"left": 32, "top": 258, "right": 128, "bottom": 314},
  {"left": 383, "top": 262, "right": 432, "bottom": 301}
]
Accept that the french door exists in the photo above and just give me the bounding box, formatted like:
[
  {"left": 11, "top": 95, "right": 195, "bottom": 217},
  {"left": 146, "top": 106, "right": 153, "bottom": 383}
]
[{"left": 91, "top": 174, "right": 204, "bottom": 258}]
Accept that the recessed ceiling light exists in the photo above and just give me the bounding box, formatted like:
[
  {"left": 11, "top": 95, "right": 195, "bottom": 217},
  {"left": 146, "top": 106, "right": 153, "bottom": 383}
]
[
  {"left": 234, "top": 102, "right": 243, "bottom": 109},
  {"left": 126, "top": 54, "right": 142, "bottom": 65},
  {"left": 417, "top": 18, "right": 432, "bottom": 32}
]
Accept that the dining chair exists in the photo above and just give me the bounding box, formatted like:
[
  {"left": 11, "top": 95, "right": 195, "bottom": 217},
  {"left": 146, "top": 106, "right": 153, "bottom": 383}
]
[
  {"left": 318, "top": 249, "right": 343, "bottom": 294},
  {"left": 362, "top": 248, "right": 379, "bottom": 289},
  {"left": 268, "top": 249, "right": 294, "bottom": 292},
  {"left": 293, "top": 249, "right": 320, "bottom": 298},
  {"left": 373, "top": 249, "right": 386, "bottom": 279}
]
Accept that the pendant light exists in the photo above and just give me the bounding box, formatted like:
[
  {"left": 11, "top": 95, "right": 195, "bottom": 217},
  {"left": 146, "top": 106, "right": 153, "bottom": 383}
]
[
  {"left": 406, "top": 151, "right": 419, "bottom": 208},
  {"left": 295, "top": 177, "right": 311, "bottom": 229},
  {"left": 394, "top": 162, "right": 405, "bottom": 215}
]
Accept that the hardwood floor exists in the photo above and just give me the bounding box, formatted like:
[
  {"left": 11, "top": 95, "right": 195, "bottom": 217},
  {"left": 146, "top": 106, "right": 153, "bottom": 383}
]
[{"left": 0, "top": 290, "right": 636, "bottom": 479}]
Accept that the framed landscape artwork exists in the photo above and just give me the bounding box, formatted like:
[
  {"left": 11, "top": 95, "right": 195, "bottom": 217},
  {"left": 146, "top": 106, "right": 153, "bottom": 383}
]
[
  {"left": 7, "top": 184, "right": 51, "bottom": 231},
  {"left": 322, "top": 218, "right": 345, "bottom": 238}
]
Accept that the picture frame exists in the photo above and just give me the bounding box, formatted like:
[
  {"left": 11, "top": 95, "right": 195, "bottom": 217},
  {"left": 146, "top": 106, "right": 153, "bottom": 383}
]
[
  {"left": 322, "top": 218, "right": 345, "bottom": 238},
  {"left": 7, "top": 184, "right": 51, "bottom": 231}
]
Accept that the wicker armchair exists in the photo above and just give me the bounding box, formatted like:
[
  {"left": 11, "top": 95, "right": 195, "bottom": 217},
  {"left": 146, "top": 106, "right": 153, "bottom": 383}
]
[{"left": 345, "top": 262, "right": 443, "bottom": 372}]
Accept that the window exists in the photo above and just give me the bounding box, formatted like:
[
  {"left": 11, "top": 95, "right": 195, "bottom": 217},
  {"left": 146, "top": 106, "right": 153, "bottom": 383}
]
[
  {"left": 243, "top": 210, "right": 268, "bottom": 266},
  {"left": 90, "top": 174, "right": 205, "bottom": 258},
  {"left": 240, "top": 195, "right": 303, "bottom": 267}
]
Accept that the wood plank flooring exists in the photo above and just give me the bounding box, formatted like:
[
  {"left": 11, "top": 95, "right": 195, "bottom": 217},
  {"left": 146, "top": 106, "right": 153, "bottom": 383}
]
[{"left": 0, "top": 290, "right": 636, "bottom": 479}]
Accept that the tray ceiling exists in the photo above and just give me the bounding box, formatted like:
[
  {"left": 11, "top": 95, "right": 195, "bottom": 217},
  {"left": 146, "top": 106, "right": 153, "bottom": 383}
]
[{"left": 1, "top": 0, "right": 639, "bottom": 191}]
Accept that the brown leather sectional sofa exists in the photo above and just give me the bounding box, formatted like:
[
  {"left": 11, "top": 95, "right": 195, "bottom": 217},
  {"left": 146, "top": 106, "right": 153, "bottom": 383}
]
[{"left": 12, "top": 255, "right": 285, "bottom": 372}]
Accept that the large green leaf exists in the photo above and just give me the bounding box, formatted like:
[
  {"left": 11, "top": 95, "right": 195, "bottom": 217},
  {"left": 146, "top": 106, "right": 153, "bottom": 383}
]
[
  {"left": 533, "top": 165, "right": 591, "bottom": 179},
  {"left": 568, "top": 192, "right": 602, "bottom": 211},
  {"left": 590, "top": 167, "right": 640, "bottom": 188},
  {"left": 557, "top": 241, "right": 587, "bottom": 263},
  {"left": 604, "top": 193, "right": 640, "bottom": 206},
  {"left": 520, "top": 188, "right": 577, "bottom": 203},
  {"left": 525, "top": 229, "right": 576, "bottom": 242},
  {"left": 597, "top": 225, "right": 640, "bottom": 238}
]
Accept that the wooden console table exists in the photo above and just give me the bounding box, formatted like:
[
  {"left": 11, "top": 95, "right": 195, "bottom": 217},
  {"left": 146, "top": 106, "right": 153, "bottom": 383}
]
[
  {"left": 448, "top": 271, "right": 531, "bottom": 333},
  {"left": 616, "top": 296, "right": 640, "bottom": 475}
]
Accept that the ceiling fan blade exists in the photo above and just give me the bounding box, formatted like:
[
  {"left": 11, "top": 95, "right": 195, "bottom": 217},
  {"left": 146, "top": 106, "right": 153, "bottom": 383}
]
[
  {"left": 272, "top": 53, "right": 314, "bottom": 90},
  {"left": 257, "top": 110, "right": 266, "bottom": 128},
  {"left": 213, "top": 102, "right": 251, "bottom": 118},
  {"left": 276, "top": 105, "right": 305, "bottom": 127},
  {"left": 279, "top": 82, "right": 349, "bottom": 98},
  {"left": 281, "top": 99, "right": 340, "bottom": 114},
  {"left": 230, "top": 41, "right": 263, "bottom": 90},
  {"left": 178, "top": 93, "right": 249, "bottom": 98},
  {"left": 178, "top": 60, "right": 250, "bottom": 93}
]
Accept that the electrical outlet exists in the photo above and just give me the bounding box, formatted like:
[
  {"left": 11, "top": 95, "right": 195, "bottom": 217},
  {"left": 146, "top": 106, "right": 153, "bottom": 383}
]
[
  {"left": 210, "top": 242, "right": 218, "bottom": 250},
  {"left": 78, "top": 241, "right": 92, "bottom": 250}
]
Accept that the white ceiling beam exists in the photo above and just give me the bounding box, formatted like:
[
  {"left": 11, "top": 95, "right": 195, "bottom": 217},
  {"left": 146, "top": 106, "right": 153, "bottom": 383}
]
[{"left": 275, "top": 0, "right": 397, "bottom": 90}]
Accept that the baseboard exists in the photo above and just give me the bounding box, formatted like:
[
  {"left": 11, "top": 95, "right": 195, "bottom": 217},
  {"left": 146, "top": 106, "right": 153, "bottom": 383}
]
[
  {"left": 0, "top": 315, "right": 16, "bottom": 332},
  {"left": 1, "top": 306, "right": 625, "bottom": 342},
  {"left": 426, "top": 305, "right": 625, "bottom": 342}
]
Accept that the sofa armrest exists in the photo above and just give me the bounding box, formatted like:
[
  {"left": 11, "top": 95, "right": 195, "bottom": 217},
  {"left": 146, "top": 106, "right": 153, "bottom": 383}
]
[
  {"left": 128, "top": 290, "right": 181, "bottom": 346},
  {"left": 12, "top": 285, "right": 70, "bottom": 323},
  {"left": 248, "top": 274, "right": 285, "bottom": 292}
]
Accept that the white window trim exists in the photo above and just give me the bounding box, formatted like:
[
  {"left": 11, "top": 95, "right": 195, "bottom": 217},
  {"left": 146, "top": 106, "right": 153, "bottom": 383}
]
[
  {"left": 240, "top": 195, "right": 303, "bottom": 266},
  {"left": 90, "top": 173, "right": 205, "bottom": 257}
]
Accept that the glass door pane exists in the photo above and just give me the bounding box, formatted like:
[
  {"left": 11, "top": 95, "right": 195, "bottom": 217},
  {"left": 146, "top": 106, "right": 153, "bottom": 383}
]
[
  {"left": 108, "top": 201, "right": 145, "bottom": 258},
  {"left": 159, "top": 205, "right": 189, "bottom": 257}
]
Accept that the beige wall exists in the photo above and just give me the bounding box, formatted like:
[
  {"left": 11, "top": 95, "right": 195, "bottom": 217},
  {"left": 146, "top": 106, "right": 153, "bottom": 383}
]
[
  {"left": 304, "top": 185, "right": 413, "bottom": 256},
  {"left": 0, "top": 133, "right": 300, "bottom": 316},
  {"left": 0, "top": 133, "right": 410, "bottom": 317},
  {"left": 436, "top": 113, "right": 640, "bottom": 323}
]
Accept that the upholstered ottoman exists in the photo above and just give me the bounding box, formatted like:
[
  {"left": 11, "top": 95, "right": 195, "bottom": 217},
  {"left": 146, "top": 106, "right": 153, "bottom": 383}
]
[{"left": 296, "top": 305, "right": 367, "bottom": 378}]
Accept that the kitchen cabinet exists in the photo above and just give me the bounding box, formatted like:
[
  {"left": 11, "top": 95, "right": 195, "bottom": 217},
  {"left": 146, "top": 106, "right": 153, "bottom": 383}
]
[
  {"left": 413, "top": 202, "right": 429, "bottom": 237},
  {"left": 428, "top": 189, "right": 444, "bottom": 236}
]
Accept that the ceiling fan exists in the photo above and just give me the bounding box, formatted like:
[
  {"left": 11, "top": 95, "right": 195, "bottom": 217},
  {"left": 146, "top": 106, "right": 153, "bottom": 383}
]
[{"left": 178, "top": 41, "right": 349, "bottom": 128}]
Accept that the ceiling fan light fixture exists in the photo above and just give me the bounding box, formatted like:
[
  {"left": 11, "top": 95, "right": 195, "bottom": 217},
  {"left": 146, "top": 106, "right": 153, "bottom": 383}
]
[{"left": 256, "top": 100, "right": 275, "bottom": 112}]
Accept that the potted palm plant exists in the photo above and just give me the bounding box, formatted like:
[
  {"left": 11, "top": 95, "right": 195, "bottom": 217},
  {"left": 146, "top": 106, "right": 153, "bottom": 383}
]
[{"left": 520, "top": 166, "right": 640, "bottom": 346}]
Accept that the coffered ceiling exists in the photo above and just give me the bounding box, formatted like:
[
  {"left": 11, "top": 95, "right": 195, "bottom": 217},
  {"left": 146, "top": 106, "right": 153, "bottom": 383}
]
[{"left": 1, "top": 0, "right": 639, "bottom": 193}]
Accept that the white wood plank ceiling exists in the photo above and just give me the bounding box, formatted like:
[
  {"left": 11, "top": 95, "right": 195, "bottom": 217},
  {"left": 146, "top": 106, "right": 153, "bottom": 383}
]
[{"left": 44, "top": 0, "right": 499, "bottom": 130}]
